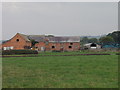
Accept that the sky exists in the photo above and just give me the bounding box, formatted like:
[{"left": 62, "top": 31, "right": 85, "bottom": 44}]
[{"left": 2, "top": 2, "right": 118, "bottom": 40}]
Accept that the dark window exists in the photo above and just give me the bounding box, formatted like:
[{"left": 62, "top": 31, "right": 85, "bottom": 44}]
[
  {"left": 24, "top": 46, "right": 31, "bottom": 49},
  {"left": 69, "top": 46, "right": 72, "bottom": 48},
  {"left": 16, "top": 39, "right": 19, "bottom": 42},
  {"left": 52, "top": 46, "right": 55, "bottom": 48},
  {"left": 90, "top": 43, "right": 97, "bottom": 47},
  {"left": 70, "top": 43, "right": 73, "bottom": 45}
]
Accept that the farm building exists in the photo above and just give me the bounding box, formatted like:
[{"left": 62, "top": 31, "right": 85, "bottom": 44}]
[
  {"left": 1, "top": 33, "right": 32, "bottom": 50},
  {"left": 35, "top": 36, "right": 80, "bottom": 51},
  {"left": 83, "top": 43, "right": 101, "bottom": 50},
  {"left": 0, "top": 33, "right": 80, "bottom": 51}
]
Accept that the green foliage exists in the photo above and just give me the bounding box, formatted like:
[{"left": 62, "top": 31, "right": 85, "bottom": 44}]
[
  {"left": 88, "top": 38, "right": 98, "bottom": 43},
  {"left": 107, "top": 31, "right": 120, "bottom": 44},
  {"left": 30, "top": 39, "right": 38, "bottom": 47},
  {"left": 2, "top": 50, "right": 38, "bottom": 55},
  {"left": 0, "top": 50, "right": 1, "bottom": 55},
  {"left": 80, "top": 37, "right": 89, "bottom": 44},
  {"left": 116, "top": 53, "right": 120, "bottom": 55},
  {"left": 99, "top": 36, "right": 114, "bottom": 45},
  {"left": 47, "top": 35, "right": 54, "bottom": 37},
  {"left": 80, "top": 37, "right": 98, "bottom": 45}
]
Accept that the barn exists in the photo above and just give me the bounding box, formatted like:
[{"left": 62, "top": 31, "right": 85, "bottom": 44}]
[
  {"left": 1, "top": 33, "right": 31, "bottom": 50},
  {"left": 0, "top": 33, "right": 80, "bottom": 51},
  {"left": 35, "top": 36, "right": 80, "bottom": 51},
  {"left": 83, "top": 43, "right": 101, "bottom": 49}
]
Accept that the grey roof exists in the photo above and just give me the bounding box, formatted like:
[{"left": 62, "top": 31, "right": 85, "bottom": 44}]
[
  {"left": 28, "top": 35, "right": 46, "bottom": 42},
  {"left": 48, "top": 36, "right": 80, "bottom": 42},
  {"left": 19, "top": 33, "right": 46, "bottom": 42},
  {"left": 19, "top": 33, "right": 30, "bottom": 41},
  {"left": 18, "top": 33, "right": 80, "bottom": 43}
]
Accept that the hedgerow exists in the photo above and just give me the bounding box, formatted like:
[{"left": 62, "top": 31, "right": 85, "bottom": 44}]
[{"left": 2, "top": 50, "right": 38, "bottom": 55}]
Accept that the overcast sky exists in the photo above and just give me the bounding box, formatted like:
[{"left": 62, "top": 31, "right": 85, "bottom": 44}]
[{"left": 2, "top": 2, "right": 118, "bottom": 40}]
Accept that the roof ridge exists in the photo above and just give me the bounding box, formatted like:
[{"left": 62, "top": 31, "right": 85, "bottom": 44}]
[{"left": 18, "top": 33, "right": 30, "bottom": 41}]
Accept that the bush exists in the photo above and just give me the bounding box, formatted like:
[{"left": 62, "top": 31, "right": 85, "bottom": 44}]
[
  {"left": 0, "top": 50, "right": 2, "bottom": 55},
  {"left": 52, "top": 50, "right": 61, "bottom": 52},
  {"left": 2, "top": 50, "right": 38, "bottom": 55},
  {"left": 116, "top": 53, "right": 120, "bottom": 55}
]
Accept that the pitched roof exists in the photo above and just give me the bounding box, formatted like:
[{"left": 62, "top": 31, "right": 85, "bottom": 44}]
[
  {"left": 19, "top": 33, "right": 30, "bottom": 41},
  {"left": 48, "top": 36, "right": 80, "bottom": 42},
  {"left": 18, "top": 33, "right": 80, "bottom": 42},
  {"left": 18, "top": 33, "right": 46, "bottom": 42},
  {"left": 28, "top": 35, "right": 46, "bottom": 42}
]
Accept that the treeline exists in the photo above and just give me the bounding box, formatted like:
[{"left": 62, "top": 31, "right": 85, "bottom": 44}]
[{"left": 81, "top": 31, "right": 120, "bottom": 47}]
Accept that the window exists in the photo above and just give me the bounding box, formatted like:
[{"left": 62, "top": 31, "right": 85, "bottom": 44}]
[
  {"left": 69, "top": 46, "right": 72, "bottom": 48},
  {"left": 45, "top": 41, "right": 49, "bottom": 45},
  {"left": 24, "top": 46, "right": 31, "bottom": 49},
  {"left": 16, "top": 39, "right": 19, "bottom": 42},
  {"left": 3, "top": 47, "right": 14, "bottom": 50},
  {"left": 52, "top": 46, "right": 55, "bottom": 48},
  {"left": 70, "top": 43, "right": 73, "bottom": 45},
  {"left": 10, "top": 46, "right": 14, "bottom": 49}
]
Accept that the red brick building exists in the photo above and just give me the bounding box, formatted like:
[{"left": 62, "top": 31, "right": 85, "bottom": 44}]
[
  {"left": 1, "top": 33, "right": 80, "bottom": 51},
  {"left": 35, "top": 37, "right": 80, "bottom": 51},
  {"left": 1, "top": 33, "right": 31, "bottom": 50}
]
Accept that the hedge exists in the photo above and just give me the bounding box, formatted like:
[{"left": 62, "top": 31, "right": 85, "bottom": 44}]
[
  {"left": 2, "top": 50, "right": 38, "bottom": 55},
  {"left": 0, "top": 50, "right": 2, "bottom": 55},
  {"left": 52, "top": 50, "right": 61, "bottom": 52},
  {"left": 116, "top": 53, "right": 120, "bottom": 55}
]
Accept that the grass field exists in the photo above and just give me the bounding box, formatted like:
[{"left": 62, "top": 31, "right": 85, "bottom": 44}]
[{"left": 2, "top": 52, "right": 118, "bottom": 88}]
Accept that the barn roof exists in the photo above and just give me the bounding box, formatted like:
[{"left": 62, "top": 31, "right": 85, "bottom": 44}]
[
  {"left": 48, "top": 36, "right": 80, "bottom": 42},
  {"left": 18, "top": 33, "right": 80, "bottom": 42},
  {"left": 19, "top": 33, "right": 30, "bottom": 41},
  {"left": 18, "top": 33, "right": 46, "bottom": 42},
  {"left": 28, "top": 35, "right": 46, "bottom": 42}
]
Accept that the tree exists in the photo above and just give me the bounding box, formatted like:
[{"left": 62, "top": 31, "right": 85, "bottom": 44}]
[
  {"left": 88, "top": 38, "right": 98, "bottom": 43},
  {"left": 107, "top": 31, "right": 120, "bottom": 44},
  {"left": 47, "top": 35, "right": 54, "bottom": 37},
  {"left": 30, "top": 39, "right": 38, "bottom": 47},
  {"left": 99, "top": 36, "right": 114, "bottom": 45},
  {"left": 81, "top": 37, "right": 89, "bottom": 44}
]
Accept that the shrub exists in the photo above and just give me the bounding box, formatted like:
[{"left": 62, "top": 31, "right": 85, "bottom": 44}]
[
  {"left": 116, "top": 53, "right": 120, "bottom": 55},
  {"left": 0, "top": 50, "right": 2, "bottom": 55},
  {"left": 52, "top": 50, "right": 61, "bottom": 52},
  {"left": 2, "top": 50, "right": 38, "bottom": 55}
]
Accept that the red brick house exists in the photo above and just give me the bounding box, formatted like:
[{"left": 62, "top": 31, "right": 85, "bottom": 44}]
[
  {"left": 1, "top": 33, "right": 80, "bottom": 51},
  {"left": 1, "top": 33, "right": 31, "bottom": 50}
]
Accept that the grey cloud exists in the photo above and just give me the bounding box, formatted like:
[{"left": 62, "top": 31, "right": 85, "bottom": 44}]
[{"left": 2, "top": 2, "right": 118, "bottom": 40}]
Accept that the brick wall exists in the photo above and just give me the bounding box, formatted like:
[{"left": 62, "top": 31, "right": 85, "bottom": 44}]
[
  {"left": 35, "top": 42, "right": 80, "bottom": 51},
  {"left": 1, "top": 33, "right": 80, "bottom": 51},
  {"left": 1, "top": 33, "right": 31, "bottom": 50}
]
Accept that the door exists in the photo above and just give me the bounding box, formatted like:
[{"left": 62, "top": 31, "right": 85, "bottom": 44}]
[{"left": 41, "top": 47, "right": 45, "bottom": 51}]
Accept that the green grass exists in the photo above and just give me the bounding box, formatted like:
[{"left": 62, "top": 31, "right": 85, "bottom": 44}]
[
  {"left": 38, "top": 51, "right": 117, "bottom": 55},
  {"left": 2, "top": 52, "right": 118, "bottom": 88},
  {"left": 1, "top": 51, "right": 117, "bottom": 56}
]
